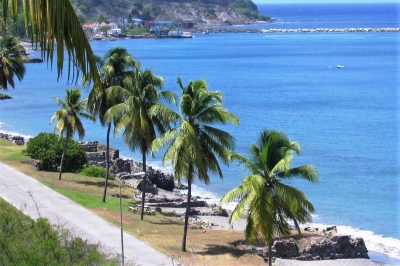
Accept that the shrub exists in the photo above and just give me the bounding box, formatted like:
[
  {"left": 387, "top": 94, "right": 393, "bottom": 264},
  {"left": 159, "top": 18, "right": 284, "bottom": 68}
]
[
  {"left": 79, "top": 165, "right": 114, "bottom": 179},
  {"left": 0, "top": 199, "right": 120, "bottom": 265},
  {"left": 24, "top": 132, "right": 87, "bottom": 172}
]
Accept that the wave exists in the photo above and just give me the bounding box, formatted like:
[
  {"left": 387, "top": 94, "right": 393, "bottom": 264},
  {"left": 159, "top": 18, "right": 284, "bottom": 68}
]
[{"left": 186, "top": 186, "right": 400, "bottom": 261}]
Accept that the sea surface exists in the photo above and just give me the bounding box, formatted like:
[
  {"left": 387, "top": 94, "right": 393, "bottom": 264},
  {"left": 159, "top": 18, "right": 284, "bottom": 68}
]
[{"left": 0, "top": 3, "right": 399, "bottom": 264}]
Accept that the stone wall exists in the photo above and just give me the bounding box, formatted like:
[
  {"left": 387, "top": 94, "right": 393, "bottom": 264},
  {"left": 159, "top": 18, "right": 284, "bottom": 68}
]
[
  {"left": 0, "top": 133, "right": 25, "bottom": 145},
  {"left": 79, "top": 141, "right": 175, "bottom": 191}
]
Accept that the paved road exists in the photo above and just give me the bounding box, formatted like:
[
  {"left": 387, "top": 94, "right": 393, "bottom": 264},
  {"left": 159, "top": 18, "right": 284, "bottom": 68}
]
[{"left": 0, "top": 162, "right": 171, "bottom": 266}]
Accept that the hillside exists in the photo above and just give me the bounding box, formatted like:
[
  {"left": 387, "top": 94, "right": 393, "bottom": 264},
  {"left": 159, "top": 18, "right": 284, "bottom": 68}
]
[{"left": 72, "top": 0, "right": 270, "bottom": 25}]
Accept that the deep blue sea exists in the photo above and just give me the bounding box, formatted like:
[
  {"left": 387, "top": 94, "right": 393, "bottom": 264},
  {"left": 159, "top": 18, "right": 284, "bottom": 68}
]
[{"left": 0, "top": 3, "right": 399, "bottom": 264}]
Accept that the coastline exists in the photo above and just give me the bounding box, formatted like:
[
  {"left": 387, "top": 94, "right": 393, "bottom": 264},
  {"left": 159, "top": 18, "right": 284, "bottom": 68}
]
[
  {"left": 1, "top": 129, "right": 400, "bottom": 265},
  {"left": 0, "top": 131, "right": 398, "bottom": 265}
]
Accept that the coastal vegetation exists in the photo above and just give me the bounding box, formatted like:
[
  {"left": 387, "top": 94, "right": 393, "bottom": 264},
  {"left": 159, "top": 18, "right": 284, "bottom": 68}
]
[
  {"left": 70, "top": 0, "right": 270, "bottom": 24},
  {"left": 0, "top": 138, "right": 325, "bottom": 265},
  {"left": 0, "top": 199, "right": 116, "bottom": 265},
  {"left": 24, "top": 132, "right": 88, "bottom": 173},
  {"left": 86, "top": 47, "right": 136, "bottom": 203},
  {"left": 0, "top": 36, "right": 27, "bottom": 90},
  {"left": 0, "top": 199, "right": 121, "bottom": 265},
  {"left": 152, "top": 77, "right": 239, "bottom": 251},
  {"left": 221, "top": 130, "right": 319, "bottom": 266},
  {"left": 50, "top": 88, "right": 94, "bottom": 180},
  {"left": 78, "top": 165, "right": 114, "bottom": 179},
  {"left": 104, "top": 62, "right": 178, "bottom": 219},
  {"left": 0, "top": 1, "right": 318, "bottom": 263}
]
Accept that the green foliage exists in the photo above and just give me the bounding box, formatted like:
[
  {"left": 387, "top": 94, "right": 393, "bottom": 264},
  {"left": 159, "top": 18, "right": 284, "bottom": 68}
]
[
  {"left": 0, "top": 199, "right": 120, "bottom": 265},
  {"left": 79, "top": 165, "right": 114, "bottom": 179},
  {"left": 24, "top": 132, "right": 87, "bottom": 172},
  {"left": 221, "top": 130, "right": 318, "bottom": 249}
]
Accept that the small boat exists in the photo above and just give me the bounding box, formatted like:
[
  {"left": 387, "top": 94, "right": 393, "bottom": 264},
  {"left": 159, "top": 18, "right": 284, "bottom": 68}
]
[{"left": 337, "top": 65, "right": 346, "bottom": 68}]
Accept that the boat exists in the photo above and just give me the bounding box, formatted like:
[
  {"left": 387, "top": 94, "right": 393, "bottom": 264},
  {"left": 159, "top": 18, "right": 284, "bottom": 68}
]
[{"left": 337, "top": 65, "right": 346, "bottom": 68}]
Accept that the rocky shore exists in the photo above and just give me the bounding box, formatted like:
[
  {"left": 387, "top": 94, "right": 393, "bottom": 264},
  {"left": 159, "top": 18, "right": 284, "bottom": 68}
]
[{"left": 0, "top": 133, "right": 390, "bottom": 265}]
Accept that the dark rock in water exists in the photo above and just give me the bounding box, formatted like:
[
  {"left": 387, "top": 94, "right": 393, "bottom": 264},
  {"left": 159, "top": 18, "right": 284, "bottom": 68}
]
[
  {"left": 26, "top": 58, "right": 43, "bottom": 63},
  {"left": 0, "top": 94, "right": 12, "bottom": 100}
]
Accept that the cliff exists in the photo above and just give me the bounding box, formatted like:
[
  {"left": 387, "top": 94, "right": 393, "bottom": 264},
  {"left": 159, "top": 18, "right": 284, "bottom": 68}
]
[{"left": 74, "top": 0, "right": 269, "bottom": 25}]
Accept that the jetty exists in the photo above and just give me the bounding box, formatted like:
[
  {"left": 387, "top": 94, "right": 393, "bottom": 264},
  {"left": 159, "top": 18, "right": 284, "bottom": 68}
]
[{"left": 193, "top": 27, "right": 400, "bottom": 34}]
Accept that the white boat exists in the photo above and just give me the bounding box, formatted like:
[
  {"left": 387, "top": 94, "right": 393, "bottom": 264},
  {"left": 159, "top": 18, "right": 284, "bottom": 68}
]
[{"left": 337, "top": 65, "right": 346, "bottom": 68}]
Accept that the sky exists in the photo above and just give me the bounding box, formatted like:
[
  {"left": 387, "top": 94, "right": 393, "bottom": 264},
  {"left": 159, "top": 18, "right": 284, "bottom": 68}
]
[{"left": 252, "top": 0, "right": 400, "bottom": 3}]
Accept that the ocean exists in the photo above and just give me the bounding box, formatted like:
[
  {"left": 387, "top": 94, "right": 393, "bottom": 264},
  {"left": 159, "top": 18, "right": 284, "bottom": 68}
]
[{"left": 0, "top": 3, "right": 399, "bottom": 264}]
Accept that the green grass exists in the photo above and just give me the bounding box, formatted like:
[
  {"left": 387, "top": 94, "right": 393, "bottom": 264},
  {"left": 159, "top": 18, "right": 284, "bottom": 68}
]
[
  {"left": 0, "top": 139, "right": 30, "bottom": 161},
  {"left": 53, "top": 187, "right": 136, "bottom": 211}
]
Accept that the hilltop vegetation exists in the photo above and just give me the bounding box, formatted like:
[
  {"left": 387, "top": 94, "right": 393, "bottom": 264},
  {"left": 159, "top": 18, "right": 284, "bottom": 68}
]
[{"left": 71, "top": 0, "right": 270, "bottom": 25}]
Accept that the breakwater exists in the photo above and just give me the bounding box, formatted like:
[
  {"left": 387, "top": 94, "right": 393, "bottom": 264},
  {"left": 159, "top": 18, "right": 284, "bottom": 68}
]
[{"left": 193, "top": 27, "right": 400, "bottom": 34}]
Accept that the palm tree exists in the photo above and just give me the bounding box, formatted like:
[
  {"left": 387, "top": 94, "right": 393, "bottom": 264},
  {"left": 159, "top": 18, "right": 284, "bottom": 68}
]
[
  {"left": 50, "top": 88, "right": 93, "bottom": 180},
  {"left": 221, "top": 130, "right": 319, "bottom": 266},
  {"left": 106, "top": 65, "right": 178, "bottom": 219},
  {"left": 0, "top": 36, "right": 28, "bottom": 90},
  {"left": 3, "top": 0, "right": 99, "bottom": 84},
  {"left": 152, "top": 77, "right": 239, "bottom": 251},
  {"left": 87, "top": 47, "right": 136, "bottom": 202}
]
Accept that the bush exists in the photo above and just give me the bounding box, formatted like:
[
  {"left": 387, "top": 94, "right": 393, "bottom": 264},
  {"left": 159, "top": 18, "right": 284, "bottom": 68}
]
[
  {"left": 0, "top": 199, "right": 120, "bottom": 265},
  {"left": 79, "top": 165, "right": 114, "bottom": 179},
  {"left": 24, "top": 132, "right": 87, "bottom": 172}
]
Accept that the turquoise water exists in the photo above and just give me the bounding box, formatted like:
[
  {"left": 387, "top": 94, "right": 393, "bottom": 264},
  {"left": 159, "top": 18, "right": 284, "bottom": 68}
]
[{"left": 0, "top": 3, "right": 399, "bottom": 262}]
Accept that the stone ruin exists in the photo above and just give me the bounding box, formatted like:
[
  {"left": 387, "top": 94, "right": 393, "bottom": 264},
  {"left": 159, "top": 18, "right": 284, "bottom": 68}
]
[
  {"left": 79, "top": 141, "right": 175, "bottom": 191},
  {"left": 0, "top": 133, "right": 25, "bottom": 145}
]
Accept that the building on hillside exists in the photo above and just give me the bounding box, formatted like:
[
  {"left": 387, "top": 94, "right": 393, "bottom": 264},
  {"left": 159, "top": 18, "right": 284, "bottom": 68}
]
[{"left": 82, "top": 22, "right": 118, "bottom": 33}]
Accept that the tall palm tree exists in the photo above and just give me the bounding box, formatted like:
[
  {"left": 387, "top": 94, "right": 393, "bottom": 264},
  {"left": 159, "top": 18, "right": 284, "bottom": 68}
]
[
  {"left": 152, "top": 77, "right": 239, "bottom": 251},
  {"left": 3, "top": 0, "right": 99, "bottom": 84},
  {"left": 221, "top": 130, "right": 319, "bottom": 266},
  {"left": 0, "top": 36, "right": 28, "bottom": 90},
  {"left": 106, "top": 65, "right": 178, "bottom": 219},
  {"left": 50, "top": 88, "right": 93, "bottom": 180},
  {"left": 87, "top": 47, "right": 136, "bottom": 203}
]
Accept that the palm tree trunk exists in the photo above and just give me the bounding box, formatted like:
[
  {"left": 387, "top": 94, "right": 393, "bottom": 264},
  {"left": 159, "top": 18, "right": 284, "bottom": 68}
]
[
  {"left": 268, "top": 242, "right": 273, "bottom": 266},
  {"left": 181, "top": 181, "right": 192, "bottom": 252},
  {"left": 140, "top": 152, "right": 147, "bottom": 220},
  {"left": 58, "top": 138, "right": 69, "bottom": 180},
  {"left": 102, "top": 123, "right": 111, "bottom": 202}
]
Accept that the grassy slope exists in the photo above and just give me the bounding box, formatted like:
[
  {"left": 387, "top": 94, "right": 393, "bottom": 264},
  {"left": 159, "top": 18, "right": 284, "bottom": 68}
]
[{"left": 0, "top": 139, "right": 266, "bottom": 266}]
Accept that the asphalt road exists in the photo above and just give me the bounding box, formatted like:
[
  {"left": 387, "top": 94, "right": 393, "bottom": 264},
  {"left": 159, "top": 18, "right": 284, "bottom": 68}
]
[{"left": 0, "top": 161, "right": 170, "bottom": 266}]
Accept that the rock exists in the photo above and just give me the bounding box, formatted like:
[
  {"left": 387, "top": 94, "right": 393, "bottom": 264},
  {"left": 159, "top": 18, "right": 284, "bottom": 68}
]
[
  {"left": 0, "top": 94, "right": 12, "bottom": 100},
  {"left": 305, "top": 235, "right": 369, "bottom": 260},
  {"left": 262, "top": 234, "right": 369, "bottom": 262}
]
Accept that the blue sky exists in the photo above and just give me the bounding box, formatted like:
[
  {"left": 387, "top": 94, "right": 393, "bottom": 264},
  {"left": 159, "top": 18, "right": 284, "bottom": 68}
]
[{"left": 252, "top": 0, "right": 400, "bottom": 3}]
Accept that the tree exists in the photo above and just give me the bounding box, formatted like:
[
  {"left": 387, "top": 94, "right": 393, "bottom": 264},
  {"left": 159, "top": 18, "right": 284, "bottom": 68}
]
[
  {"left": 152, "top": 77, "right": 239, "bottom": 251},
  {"left": 106, "top": 64, "right": 178, "bottom": 219},
  {"left": 221, "top": 130, "right": 319, "bottom": 266},
  {"left": 50, "top": 88, "right": 93, "bottom": 180},
  {"left": 87, "top": 47, "right": 136, "bottom": 202},
  {"left": 0, "top": 36, "right": 28, "bottom": 90},
  {"left": 3, "top": 0, "right": 100, "bottom": 84}
]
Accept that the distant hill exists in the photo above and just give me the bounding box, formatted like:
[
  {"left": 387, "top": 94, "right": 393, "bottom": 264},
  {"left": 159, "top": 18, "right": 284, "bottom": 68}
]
[{"left": 72, "top": 0, "right": 270, "bottom": 25}]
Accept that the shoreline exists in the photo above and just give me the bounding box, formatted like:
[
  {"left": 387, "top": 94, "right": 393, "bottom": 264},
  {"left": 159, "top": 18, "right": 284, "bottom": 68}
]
[{"left": 1, "top": 129, "right": 400, "bottom": 264}]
